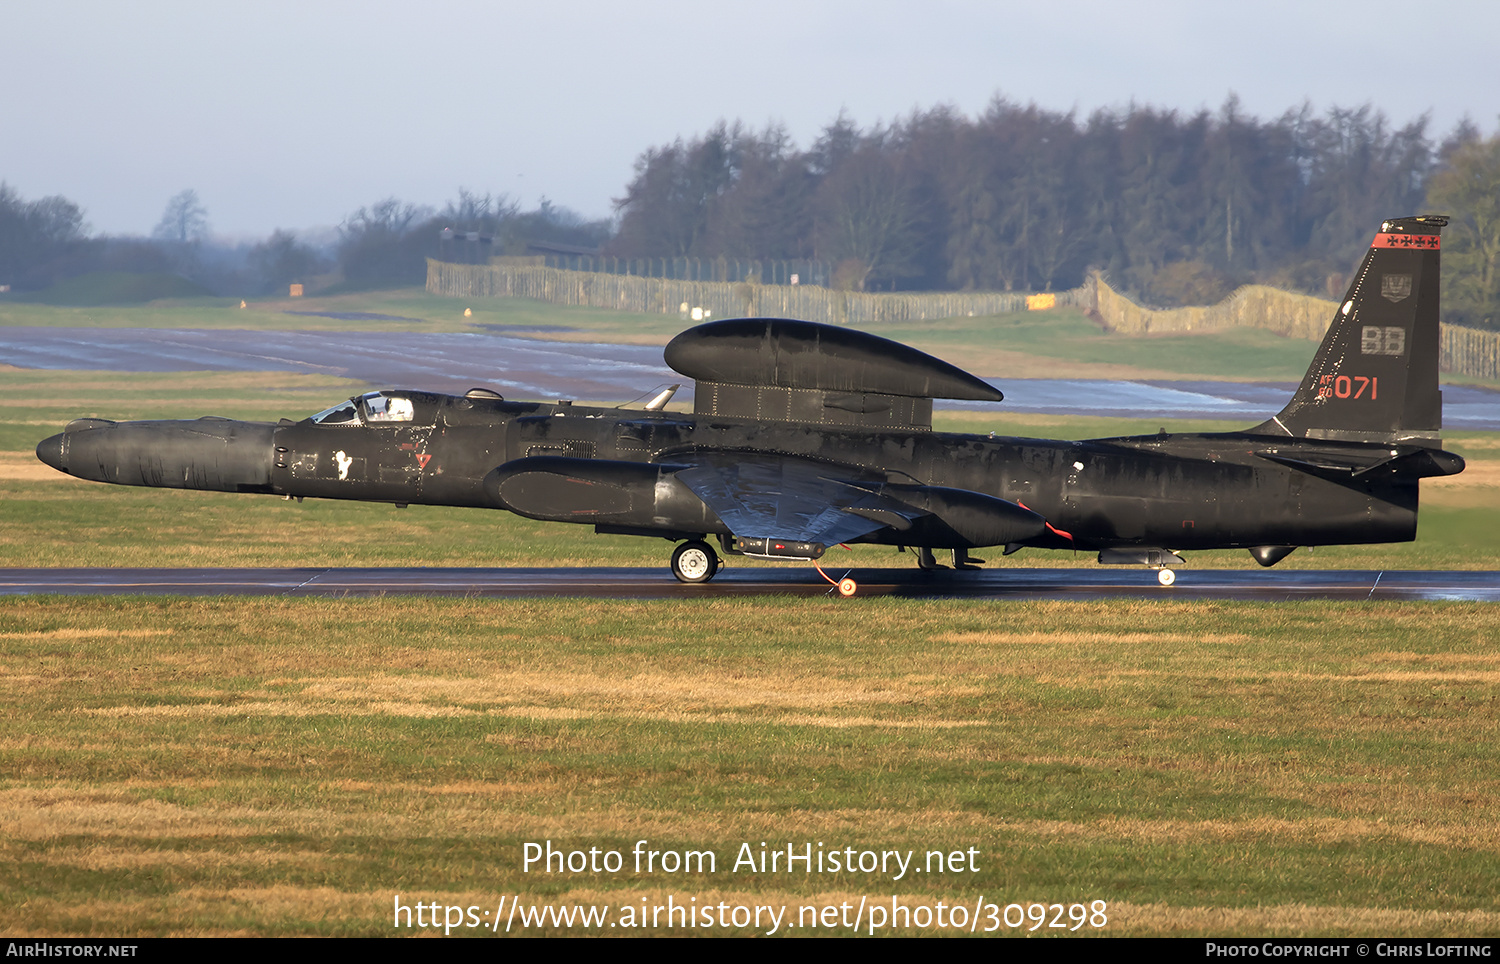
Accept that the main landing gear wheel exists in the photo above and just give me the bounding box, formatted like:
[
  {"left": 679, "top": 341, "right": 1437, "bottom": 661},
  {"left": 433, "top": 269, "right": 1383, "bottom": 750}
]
[
  {"left": 671, "top": 540, "right": 719, "bottom": 584},
  {"left": 1157, "top": 568, "right": 1177, "bottom": 587}
]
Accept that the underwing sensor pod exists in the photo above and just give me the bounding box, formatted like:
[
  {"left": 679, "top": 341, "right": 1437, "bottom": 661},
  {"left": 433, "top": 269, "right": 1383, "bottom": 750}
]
[{"left": 37, "top": 216, "right": 1464, "bottom": 594}]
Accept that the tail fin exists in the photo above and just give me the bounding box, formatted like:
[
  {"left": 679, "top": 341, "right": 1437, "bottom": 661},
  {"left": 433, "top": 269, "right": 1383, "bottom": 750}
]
[{"left": 1254, "top": 215, "right": 1448, "bottom": 446}]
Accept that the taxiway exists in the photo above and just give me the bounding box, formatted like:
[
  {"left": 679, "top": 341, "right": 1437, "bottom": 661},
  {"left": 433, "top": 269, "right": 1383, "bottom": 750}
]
[{"left": 1, "top": 567, "right": 1496, "bottom": 601}]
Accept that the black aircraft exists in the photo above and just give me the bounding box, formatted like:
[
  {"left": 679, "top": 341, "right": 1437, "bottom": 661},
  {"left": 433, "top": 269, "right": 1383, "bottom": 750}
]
[{"left": 36, "top": 216, "right": 1464, "bottom": 594}]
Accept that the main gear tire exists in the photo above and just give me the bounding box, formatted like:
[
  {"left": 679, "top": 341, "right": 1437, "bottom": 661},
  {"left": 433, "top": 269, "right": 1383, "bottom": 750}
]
[{"left": 671, "top": 540, "right": 719, "bottom": 584}]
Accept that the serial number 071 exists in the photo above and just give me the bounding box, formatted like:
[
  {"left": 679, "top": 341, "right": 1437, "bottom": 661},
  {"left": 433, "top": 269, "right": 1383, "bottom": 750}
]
[
  {"left": 1002, "top": 901, "right": 1108, "bottom": 931},
  {"left": 1316, "top": 374, "right": 1378, "bottom": 400}
]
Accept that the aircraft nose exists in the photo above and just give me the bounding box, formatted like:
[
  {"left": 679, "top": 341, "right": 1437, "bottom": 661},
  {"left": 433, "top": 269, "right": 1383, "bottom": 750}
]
[{"left": 35, "top": 433, "right": 67, "bottom": 473}]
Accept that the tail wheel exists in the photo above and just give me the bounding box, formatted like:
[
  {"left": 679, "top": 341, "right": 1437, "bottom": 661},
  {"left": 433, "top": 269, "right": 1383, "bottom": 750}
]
[
  {"left": 671, "top": 540, "right": 719, "bottom": 584},
  {"left": 1157, "top": 568, "right": 1176, "bottom": 587}
]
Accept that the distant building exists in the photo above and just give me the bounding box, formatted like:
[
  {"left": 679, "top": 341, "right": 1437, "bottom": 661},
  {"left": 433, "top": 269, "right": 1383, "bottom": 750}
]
[{"left": 438, "top": 227, "right": 494, "bottom": 265}]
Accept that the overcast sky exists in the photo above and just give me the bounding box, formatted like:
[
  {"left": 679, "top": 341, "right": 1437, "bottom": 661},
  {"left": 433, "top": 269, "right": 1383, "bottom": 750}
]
[{"left": 5, "top": 0, "right": 1497, "bottom": 241}]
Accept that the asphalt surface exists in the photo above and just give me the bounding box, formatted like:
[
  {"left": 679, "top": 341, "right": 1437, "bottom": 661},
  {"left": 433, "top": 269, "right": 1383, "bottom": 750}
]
[
  {"left": 2, "top": 567, "right": 1497, "bottom": 601},
  {"left": 5, "top": 326, "right": 1499, "bottom": 426}
]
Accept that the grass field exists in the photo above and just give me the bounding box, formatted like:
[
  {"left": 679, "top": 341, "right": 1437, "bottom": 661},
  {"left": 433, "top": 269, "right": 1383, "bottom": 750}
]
[
  {"left": 0, "top": 271, "right": 215, "bottom": 306},
  {"left": 4, "top": 596, "right": 1500, "bottom": 937},
  {"left": 2, "top": 290, "right": 1499, "bottom": 937},
  {"left": 0, "top": 289, "right": 668, "bottom": 338}
]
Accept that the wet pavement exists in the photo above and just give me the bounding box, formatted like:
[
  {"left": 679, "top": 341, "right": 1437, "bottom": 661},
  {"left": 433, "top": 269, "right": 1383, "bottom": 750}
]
[
  {"left": 2, "top": 566, "right": 1497, "bottom": 601},
  {"left": 3, "top": 326, "right": 1498, "bottom": 427},
  {"left": 0, "top": 327, "right": 669, "bottom": 402}
]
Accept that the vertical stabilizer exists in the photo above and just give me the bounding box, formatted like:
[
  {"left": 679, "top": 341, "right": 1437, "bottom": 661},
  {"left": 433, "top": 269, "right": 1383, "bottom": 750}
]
[{"left": 1254, "top": 215, "right": 1447, "bottom": 446}]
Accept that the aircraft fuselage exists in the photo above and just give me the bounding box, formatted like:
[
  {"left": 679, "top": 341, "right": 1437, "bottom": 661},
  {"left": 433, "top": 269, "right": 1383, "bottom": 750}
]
[{"left": 42, "top": 390, "right": 1417, "bottom": 556}]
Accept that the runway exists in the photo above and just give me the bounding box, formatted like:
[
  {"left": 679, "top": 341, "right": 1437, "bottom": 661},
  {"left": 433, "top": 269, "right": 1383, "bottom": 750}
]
[{"left": 2, "top": 567, "right": 1498, "bottom": 601}]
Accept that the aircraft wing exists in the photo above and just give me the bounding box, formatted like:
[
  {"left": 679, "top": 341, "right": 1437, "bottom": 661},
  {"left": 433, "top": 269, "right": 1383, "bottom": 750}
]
[
  {"left": 672, "top": 452, "right": 1048, "bottom": 559},
  {"left": 673, "top": 453, "right": 910, "bottom": 557}
]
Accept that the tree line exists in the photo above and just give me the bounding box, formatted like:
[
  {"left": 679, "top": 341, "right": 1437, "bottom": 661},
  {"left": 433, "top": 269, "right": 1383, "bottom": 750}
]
[
  {"left": 2, "top": 95, "right": 1497, "bottom": 329},
  {"left": 0, "top": 186, "right": 609, "bottom": 299},
  {"left": 610, "top": 99, "right": 1500, "bottom": 328}
]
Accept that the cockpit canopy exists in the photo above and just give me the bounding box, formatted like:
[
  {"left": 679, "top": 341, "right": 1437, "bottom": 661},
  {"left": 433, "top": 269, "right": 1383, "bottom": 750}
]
[
  {"left": 366, "top": 393, "right": 415, "bottom": 422},
  {"left": 310, "top": 391, "right": 418, "bottom": 426}
]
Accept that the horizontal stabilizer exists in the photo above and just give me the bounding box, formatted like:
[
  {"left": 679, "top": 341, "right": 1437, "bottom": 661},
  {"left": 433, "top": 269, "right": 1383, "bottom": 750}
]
[{"left": 1255, "top": 445, "right": 1464, "bottom": 480}]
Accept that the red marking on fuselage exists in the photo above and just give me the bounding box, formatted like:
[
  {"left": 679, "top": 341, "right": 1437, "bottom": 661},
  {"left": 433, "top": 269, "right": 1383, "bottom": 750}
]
[
  {"left": 1018, "top": 500, "right": 1074, "bottom": 542},
  {"left": 1371, "top": 233, "right": 1439, "bottom": 250},
  {"left": 415, "top": 453, "right": 432, "bottom": 469}
]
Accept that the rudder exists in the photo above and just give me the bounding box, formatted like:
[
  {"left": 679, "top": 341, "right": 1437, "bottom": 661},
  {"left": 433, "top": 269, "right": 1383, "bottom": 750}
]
[{"left": 1254, "top": 215, "right": 1448, "bottom": 446}]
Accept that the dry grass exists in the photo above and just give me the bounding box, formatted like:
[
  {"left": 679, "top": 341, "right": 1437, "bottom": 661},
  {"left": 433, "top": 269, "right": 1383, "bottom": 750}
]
[
  {"left": 1108, "top": 902, "right": 1500, "bottom": 937},
  {"left": 1424, "top": 459, "right": 1500, "bottom": 509},
  {"left": 0, "top": 453, "right": 82, "bottom": 481},
  {"left": 3, "top": 596, "right": 1499, "bottom": 936},
  {"left": 936, "top": 631, "right": 1250, "bottom": 646}
]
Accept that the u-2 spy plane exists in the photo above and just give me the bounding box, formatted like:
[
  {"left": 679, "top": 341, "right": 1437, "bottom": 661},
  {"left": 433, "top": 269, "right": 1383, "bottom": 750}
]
[{"left": 36, "top": 216, "right": 1463, "bottom": 594}]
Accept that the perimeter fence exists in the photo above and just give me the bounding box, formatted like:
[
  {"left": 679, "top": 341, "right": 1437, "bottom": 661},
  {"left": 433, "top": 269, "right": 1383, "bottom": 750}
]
[
  {"left": 527, "top": 254, "right": 831, "bottom": 287},
  {"left": 427, "top": 259, "right": 1500, "bottom": 380},
  {"left": 427, "top": 259, "right": 1092, "bottom": 326}
]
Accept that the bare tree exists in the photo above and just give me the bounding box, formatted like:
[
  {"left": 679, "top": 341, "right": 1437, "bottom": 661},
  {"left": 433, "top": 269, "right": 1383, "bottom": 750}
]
[
  {"left": 814, "top": 138, "right": 923, "bottom": 291},
  {"left": 1428, "top": 134, "right": 1500, "bottom": 329},
  {"left": 248, "top": 229, "right": 326, "bottom": 294},
  {"left": 442, "top": 188, "right": 519, "bottom": 232},
  {"left": 0, "top": 182, "right": 88, "bottom": 287},
  {"left": 152, "top": 190, "right": 209, "bottom": 244},
  {"left": 612, "top": 123, "right": 740, "bottom": 258},
  {"left": 603, "top": 98, "right": 1462, "bottom": 298},
  {"left": 337, "top": 197, "right": 433, "bottom": 286}
]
